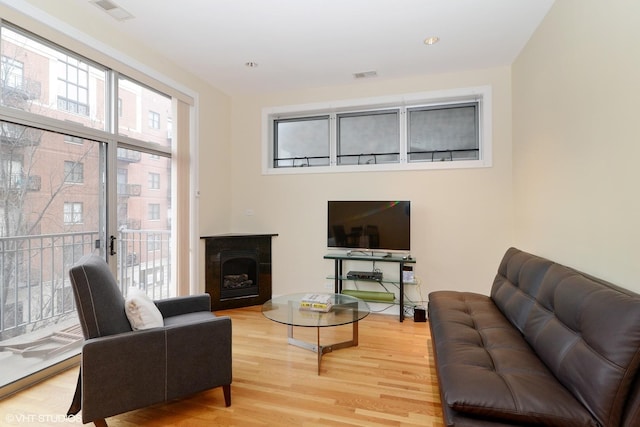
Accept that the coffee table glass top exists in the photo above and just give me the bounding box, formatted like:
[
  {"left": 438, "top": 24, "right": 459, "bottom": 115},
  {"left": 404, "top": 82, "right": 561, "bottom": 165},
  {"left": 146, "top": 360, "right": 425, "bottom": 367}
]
[{"left": 262, "top": 293, "right": 370, "bottom": 327}]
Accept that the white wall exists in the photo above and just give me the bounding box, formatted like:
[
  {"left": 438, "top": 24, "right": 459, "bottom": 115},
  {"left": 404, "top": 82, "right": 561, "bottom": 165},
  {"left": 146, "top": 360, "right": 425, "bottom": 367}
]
[
  {"left": 229, "top": 67, "right": 514, "bottom": 303},
  {"left": 512, "top": 0, "right": 640, "bottom": 291}
]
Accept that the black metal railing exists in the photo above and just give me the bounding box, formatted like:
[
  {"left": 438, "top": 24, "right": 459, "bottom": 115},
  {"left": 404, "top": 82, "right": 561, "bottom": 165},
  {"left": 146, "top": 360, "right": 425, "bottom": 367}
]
[{"left": 0, "top": 229, "right": 172, "bottom": 340}]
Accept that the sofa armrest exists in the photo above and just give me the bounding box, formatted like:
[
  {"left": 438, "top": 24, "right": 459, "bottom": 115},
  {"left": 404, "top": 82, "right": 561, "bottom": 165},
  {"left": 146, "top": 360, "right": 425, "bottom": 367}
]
[{"left": 154, "top": 294, "right": 211, "bottom": 318}]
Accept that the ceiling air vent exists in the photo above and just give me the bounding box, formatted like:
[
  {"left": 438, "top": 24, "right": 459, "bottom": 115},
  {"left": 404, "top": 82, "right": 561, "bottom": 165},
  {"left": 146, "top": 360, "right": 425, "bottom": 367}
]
[
  {"left": 353, "top": 71, "right": 378, "bottom": 79},
  {"left": 90, "top": 0, "right": 134, "bottom": 21}
]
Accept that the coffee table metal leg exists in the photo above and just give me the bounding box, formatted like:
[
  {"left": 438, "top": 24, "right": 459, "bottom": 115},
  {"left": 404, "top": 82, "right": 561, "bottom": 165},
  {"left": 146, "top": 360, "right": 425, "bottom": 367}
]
[
  {"left": 287, "top": 321, "right": 360, "bottom": 375},
  {"left": 317, "top": 327, "right": 321, "bottom": 374}
]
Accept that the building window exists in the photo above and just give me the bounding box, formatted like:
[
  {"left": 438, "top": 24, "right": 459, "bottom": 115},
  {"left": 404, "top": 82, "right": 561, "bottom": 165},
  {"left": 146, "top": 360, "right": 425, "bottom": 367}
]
[
  {"left": 148, "top": 203, "right": 160, "bottom": 220},
  {"left": 63, "top": 202, "right": 83, "bottom": 224},
  {"left": 118, "top": 98, "right": 122, "bottom": 117},
  {"left": 1, "top": 56, "right": 24, "bottom": 89},
  {"left": 148, "top": 111, "right": 160, "bottom": 129},
  {"left": 64, "top": 161, "right": 84, "bottom": 183},
  {"left": 57, "top": 56, "right": 90, "bottom": 116},
  {"left": 264, "top": 86, "right": 491, "bottom": 173},
  {"left": 64, "top": 135, "right": 83, "bottom": 145},
  {"left": 148, "top": 172, "right": 160, "bottom": 189}
]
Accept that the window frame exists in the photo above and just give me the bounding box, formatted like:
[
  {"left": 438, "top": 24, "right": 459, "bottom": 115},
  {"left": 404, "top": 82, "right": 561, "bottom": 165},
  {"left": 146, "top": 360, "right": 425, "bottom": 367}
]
[
  {"left": 273, "top": 115, "right": 331, "bottom": 168},
  {"left": 63, "top": 160, "right": 84, "bottom": 183},
  {"left": 148, "top": 110, "right": 160, "bottom": 129},
  {"left": 63, "top": 201, "right": 83, "bottom": 224},
  {"left": 57, "top": 55, "right": 90, "bottom": 116},
  {"left": 263, "top": 86, "right": 492, "bottom": 174},
  {"left": 148, "top": 172, "right": 160, "bottom": 189},
  {"left": 148, "top": 203, "right": 160, "bottom": 220}
]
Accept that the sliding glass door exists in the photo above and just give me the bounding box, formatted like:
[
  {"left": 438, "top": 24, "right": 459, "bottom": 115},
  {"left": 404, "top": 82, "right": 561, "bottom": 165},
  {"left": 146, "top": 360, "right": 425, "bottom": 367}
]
[
  {"left": 0, "top": 22, "right": 180, "bottom": 393},
  {"left": 0, "top": 124, "right": 106, "bottom": 387}
]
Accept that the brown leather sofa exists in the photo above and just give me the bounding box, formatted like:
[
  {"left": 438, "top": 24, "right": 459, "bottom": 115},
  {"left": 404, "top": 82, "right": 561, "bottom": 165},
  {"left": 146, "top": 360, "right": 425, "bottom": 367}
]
[{"left": 428, "top": 247, "right": 640, "bottom": 426}]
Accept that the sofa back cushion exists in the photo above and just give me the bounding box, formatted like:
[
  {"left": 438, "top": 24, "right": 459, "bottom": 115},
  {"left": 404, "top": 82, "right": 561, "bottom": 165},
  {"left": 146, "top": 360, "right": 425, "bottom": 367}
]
[
  {"left": 491, "top": 248, "right": 640, "bottom": 426},
  {"left": 491, "top": 247, "right": 554, "bottom": 333}
]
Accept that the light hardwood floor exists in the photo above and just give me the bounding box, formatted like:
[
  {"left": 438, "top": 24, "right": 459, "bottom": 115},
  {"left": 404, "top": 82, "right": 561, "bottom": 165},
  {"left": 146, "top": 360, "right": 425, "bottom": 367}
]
[{"left": 0, "top": 306, "right": 444, "bottom": 426}]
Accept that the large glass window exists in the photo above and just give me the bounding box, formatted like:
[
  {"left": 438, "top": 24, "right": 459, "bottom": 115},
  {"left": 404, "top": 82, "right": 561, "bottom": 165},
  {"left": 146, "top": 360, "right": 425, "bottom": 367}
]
[
  {"left": 0, "top": 22, "right": 181, "bottom": 394},
  {"left": 264, "top": 87, "right": 491, "bottom": 173},
  {"left": 1, "top": 26, "right": 107, "bottom": 130},
  {"left": 118, "top": 77, "right": 172, "bottom": 149},
  {"left": 0, "top": 124, "right": 104, "bottom": 388},
  {"left": 115, "top": 78, "right": 172, "bottom": 301}
]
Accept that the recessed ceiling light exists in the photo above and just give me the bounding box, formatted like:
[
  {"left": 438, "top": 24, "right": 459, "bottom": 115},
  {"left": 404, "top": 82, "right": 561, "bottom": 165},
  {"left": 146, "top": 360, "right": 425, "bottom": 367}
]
[
  {"left": 424, "top": 36, "right": 440, "bottom": 46},
  {"left": 245, "top": 62, "right": 259, "bottom": 68}
]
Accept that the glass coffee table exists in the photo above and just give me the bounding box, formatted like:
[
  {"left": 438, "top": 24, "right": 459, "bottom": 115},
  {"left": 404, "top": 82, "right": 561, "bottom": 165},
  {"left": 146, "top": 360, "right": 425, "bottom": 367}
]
[{"left": 262, "top": 293, "right": 370, "bottom": 374}]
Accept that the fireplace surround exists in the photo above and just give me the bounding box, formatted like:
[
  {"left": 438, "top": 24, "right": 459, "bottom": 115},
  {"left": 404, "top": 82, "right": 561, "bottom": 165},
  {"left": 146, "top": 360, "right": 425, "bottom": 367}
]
[{"left": 202, "top": 234, "right": 277, "bottom": 311}]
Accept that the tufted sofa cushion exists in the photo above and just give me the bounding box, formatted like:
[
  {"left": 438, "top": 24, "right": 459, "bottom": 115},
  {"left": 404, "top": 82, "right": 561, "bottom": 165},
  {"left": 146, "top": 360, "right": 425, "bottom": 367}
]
[
  {"left": 429, "top": 248, "right": 640, "bottom": 426},
  {"left": 429, "top": 291, "right": 597, "bottom": 426}
]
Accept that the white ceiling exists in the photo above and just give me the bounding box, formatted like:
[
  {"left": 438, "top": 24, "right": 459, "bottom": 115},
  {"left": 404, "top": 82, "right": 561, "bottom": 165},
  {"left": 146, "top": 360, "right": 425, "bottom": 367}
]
[{"left": 65, "top": 0, "right": 553, "bottom": 96}]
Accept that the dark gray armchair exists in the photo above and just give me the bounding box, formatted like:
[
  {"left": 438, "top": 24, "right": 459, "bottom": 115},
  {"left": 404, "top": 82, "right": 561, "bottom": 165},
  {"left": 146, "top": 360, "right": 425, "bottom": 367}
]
[{"left": 67, "top": 254, "right": 231, "bottom": 426}]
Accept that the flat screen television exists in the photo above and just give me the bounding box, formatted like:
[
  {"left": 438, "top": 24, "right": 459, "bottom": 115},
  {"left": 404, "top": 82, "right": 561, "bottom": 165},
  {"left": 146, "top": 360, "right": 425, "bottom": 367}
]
[{"left": 327, "top": 201, "right": 411, "bottom": 253}]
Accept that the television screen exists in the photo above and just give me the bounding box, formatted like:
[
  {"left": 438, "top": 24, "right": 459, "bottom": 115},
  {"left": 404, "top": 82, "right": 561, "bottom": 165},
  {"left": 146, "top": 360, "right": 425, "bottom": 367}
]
[{"left": 327, "top": 201, "right": 411, "bottom": 252}]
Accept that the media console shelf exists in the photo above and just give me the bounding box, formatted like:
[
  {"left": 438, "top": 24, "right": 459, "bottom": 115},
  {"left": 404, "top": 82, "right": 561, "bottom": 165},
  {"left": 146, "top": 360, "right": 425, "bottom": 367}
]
[{"left": 324, "top": 252, "right": 416, "bottom": 322}]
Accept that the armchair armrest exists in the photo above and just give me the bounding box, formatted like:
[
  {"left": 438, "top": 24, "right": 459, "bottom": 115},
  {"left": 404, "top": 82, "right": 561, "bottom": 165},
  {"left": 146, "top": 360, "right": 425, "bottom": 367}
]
[
  {"left": 154, "top": 293, "right": 211, "bottom": 318},
  {"left": 81, "top": 329, "right": 167, "bottom": 422},
  {"left": 80, "top": 314, "right": 231, "bottom": 423}
]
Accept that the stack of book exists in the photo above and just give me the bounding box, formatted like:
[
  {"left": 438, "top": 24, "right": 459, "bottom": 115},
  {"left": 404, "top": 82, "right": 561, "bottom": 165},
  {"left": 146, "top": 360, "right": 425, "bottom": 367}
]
[{"left": 299, "top": 293, "right": 333, "bottom": 312}]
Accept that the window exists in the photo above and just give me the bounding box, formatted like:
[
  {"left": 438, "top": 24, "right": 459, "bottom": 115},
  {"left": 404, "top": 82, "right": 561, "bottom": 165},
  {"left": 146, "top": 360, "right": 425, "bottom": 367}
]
[
  {"left": 148, "top": 203, "right": 160, "bottom": 220},
  {"left": 1, "top": 159, "right": 23, "bottom": 189},
  {"left": 0, "top": 19, "right": 185, "bottom": 394},
  {"left": 1, "top": 56, "right": 23, "bottom": 88},
  {"left": 64, "top": 202, "right": 83, "bottom": 224},
  {"left": 408, "top": 103, "right": 478, "bottom": 162},
  {"left": 148, "top": 111, "right": 160, "bottom": 129},
  {"left": 337, "top": 110, "right": 399, "bottom": 165},
  {"left": 64, "top": 135, "right": 83, "bottom": 145},
  {"left": 273, "top": 116, "right": 329, "bottom": 167},
  {"left": 148, "top": 172, "right": 160, "bottom": 189},
  {"left": 64, "top": 161, "right": 84, "bottom": 183},
  {"left": 57, "top": 56, "right": 90, "bottom": 116},
  {"left": 264, "top": 86, "right": 491, "bottom": 173}
]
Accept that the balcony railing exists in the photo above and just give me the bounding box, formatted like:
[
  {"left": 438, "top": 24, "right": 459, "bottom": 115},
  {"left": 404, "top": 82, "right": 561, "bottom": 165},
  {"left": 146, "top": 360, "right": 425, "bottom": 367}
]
[
  {"left": 0, "top": 123, "right": 42, "bottom": 146},
  {"left": 0, "top": 229, "right": 172, "bottom": 341},
  {"left": 117, "top": 183, "right": 142, "bottom": 197},
  {"left": 0, "top": 78, "right": 41, "bottom": 101},
  {"left": 0, "top": 174, "right": 41, "bottom": 192},
  {"left": 116, "top": 229, "right": 172, "bottom": 301},
  {"left": 117, "top": 148, "right": 142, "bottom": 163}
]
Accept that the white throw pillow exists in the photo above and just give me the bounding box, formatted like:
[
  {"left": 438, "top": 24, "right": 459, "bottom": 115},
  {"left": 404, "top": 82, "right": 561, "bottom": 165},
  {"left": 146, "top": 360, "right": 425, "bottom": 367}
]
[{"left": 125, "top": 287, "right": 164, "bottom": 330}]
